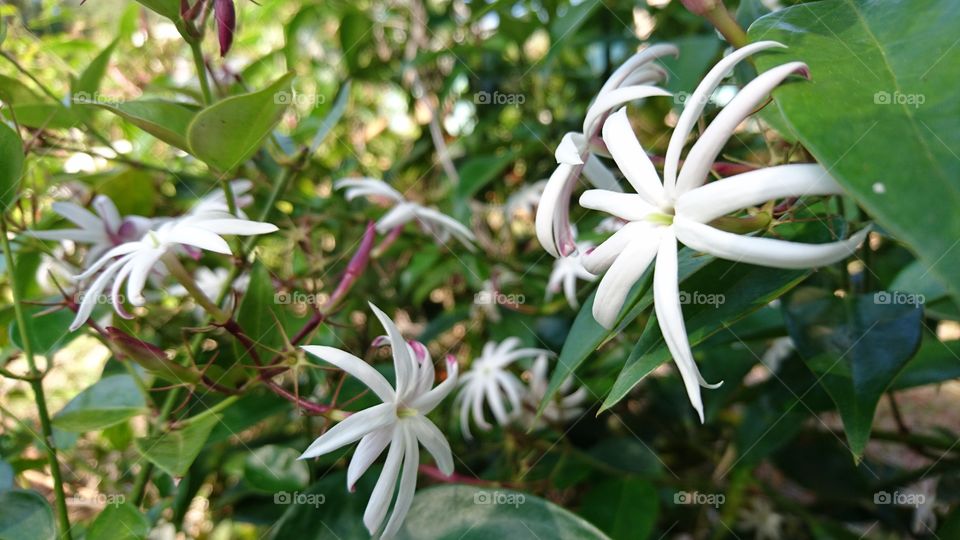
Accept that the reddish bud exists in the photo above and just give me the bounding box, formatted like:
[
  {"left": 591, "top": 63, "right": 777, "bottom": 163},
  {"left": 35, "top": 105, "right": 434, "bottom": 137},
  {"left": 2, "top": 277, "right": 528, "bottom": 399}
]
[{"left": 214, "top": 0, "right": 236, "bottom": 57}]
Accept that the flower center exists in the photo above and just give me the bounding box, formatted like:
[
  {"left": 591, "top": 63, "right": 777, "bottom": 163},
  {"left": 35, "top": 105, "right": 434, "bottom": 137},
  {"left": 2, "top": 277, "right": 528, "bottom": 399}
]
[
  {"left": 396, "top": 405, "right": 418, "bottom": 418},
  {"left": 145, "top": 231, "right": 162, "bottom": 248},
  {"left": 647, "top": 211, "right": 674, "bottom": 226}
]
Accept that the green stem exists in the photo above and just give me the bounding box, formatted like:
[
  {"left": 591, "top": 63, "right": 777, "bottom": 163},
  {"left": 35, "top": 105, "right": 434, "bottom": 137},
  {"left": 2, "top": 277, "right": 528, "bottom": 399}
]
[
  {"left": 0, "top": 219, "right": 73, "bottom": 539},
  {"left": 161, "top": 252, "right": 229, "bottom": 322},
  {"left": 188, "top": 39, "right": 214, "bottom": 106},
  {"left": 176, "top": 395, "right": 239, "bottom": 427}
]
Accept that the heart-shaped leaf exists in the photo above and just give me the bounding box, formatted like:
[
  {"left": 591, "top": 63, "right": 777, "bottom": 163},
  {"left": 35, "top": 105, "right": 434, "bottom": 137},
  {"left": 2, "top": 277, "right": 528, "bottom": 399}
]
[
  {"left": 0, "top": 489, "right": 55, "bottom": 540},
  {"left": 135, "top": 413, "right": 220, "bottom": 477},
  {"left": 86, "top": 503, "right": 149, "bottom": 540},
  {"left": 53, "top": 374, "right": 147, "bottom": 432},
  {"left": 88, "top": 99, "right": 200, "bottom": 151},
  {"left": 187, "top": 72, "right": 295, "bottom": 171}
]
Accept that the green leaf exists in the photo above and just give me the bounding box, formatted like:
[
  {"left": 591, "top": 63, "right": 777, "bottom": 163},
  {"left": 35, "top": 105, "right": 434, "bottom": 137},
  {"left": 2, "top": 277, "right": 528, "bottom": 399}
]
[
  {"left": 10, "top": 306, "right": 79, "bottom": 357},
  {"left": 234, "top": 262, "right": 283, "bottom": 359},
  {"left": 0, "top": 460, "right": 13, "bottom": 490},
  {"left": 135, "top": 413, "right": 220, "bottom": 477},
  {"left": 134, "top": 0, "right": 180, "bottom": 19},
  {"left": 0, "top": 489, "right": 55, "bottom": 540},
  {"left": 660, "top": 35, "right": 723, "bottom": 95},
  {"left": 86, "top": 503, "right": 149, "bottom": 540},
  {"left": 602, "top": 261, "right": 809, "bottom": 412},
  {"left": 893, "top": 337, "right": 960, "bottom": 390},
  {"left": 0, "top": 74, "right": 78, "bottom": 130},
  {"left": 89, "top": 99, "right": 199, "bottom": 152},
  {"left": 187, "top": 72, "right": 295, "bottom": 171},
  {"left": 748, "top": 0, "right": 960, "bottom": 305},
  {"left": 73, "top": 39, "right": 118, "bottom": 97},
  {"left": 550, "top": 0, "right": 601, "bottom": 42},
  {"left": 244, "top": 445, "right": 310, "bottom": 493},
  {"left": 783, "top": 289, "right": 923, "bottom": 458},
  {"left": 339, "top": 9, "right": 369, "bottom": 74},
  {"left": 53, "top": 375, "right": 147, "bottom": 432},
  {"left": 455, "top": 151, "right": 518, "bottom": 201},
  {"left": 539, "top": 249, "right": 712, "bottom": 416},
  {"left": 308, "top": 80, "right": 351, "bottom": 154},
  {"left": 268, "top": 470, "right": 375, "bottom": 540},
  {"left": 89, "top": 168, "right": 157, "bottom": 216},
  {"left": 394, "top": 485, "right": 610, "bottom": 539},
  {"left": 0, "top": 121, "right": 23, "bottom": 212},
  {"left": 579, "top": 478, "right": 658, "bottom": 540}
]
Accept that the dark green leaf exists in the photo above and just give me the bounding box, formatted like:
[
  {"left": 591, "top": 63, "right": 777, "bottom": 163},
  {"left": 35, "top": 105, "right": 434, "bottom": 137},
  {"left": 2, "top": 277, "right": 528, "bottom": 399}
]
[
  {"left": 579, "top": 478, "right": 658, "bottom": 540},
  {"left": 135, "top": 413, "right": 220, "bottom": 477},
  {"left": 86, "top": 503, "right": 149, "bottom": 540},
  {"left": 73, "top": 39, "right": 118, "bottom": 97},
  {"left": 134, "top": 0, "right": 180, "bottom": 19},
  {"left": 187, "top": 72, "right": 295, "bottom": 171},
  {"left": 0, "top": 121, "right": 23, "bottom": 212},
  {"left": 10, "top": 306, "right": 79, "bottom": 357},
  {"left": 53, "top": 375, "right": 146, "bottom": 432},
  {"left": 89, "top": 99, "right": 199, "bottom": 152},
  {"left": 0, "top": 489, "right": 55, "bottom": 540},
  {"left": 749, "top": 0, "right": 960, "bottom": 305}
]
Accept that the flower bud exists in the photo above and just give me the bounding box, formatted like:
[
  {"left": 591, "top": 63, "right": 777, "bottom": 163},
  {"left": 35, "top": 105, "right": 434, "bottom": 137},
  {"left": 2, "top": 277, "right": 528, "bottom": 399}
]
[{"left": 214, "top": 0, "right": 236, "bottom": 57}]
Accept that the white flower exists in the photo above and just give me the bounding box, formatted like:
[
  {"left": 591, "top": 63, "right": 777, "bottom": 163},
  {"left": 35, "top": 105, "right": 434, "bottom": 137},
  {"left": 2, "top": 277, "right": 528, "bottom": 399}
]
[
  {"left": 536, "top": 43, "right": 677, "bottom": 257},
  {"left": 335, "top": 178, "right": 476, "bottom": 250},
  {"left": 577, "top": 41, "right": 869, "bottom": 421},
  {"left": 27, "top": 194, "right": 153, "bottom": 265},
  {"left": 69, "top": 211, "right": 277, "bottom": 331},
  {"left": 595, "top": 216, "right": 626, "bottom": 234},
  {"left": 190, "top": 179, "right": 254, "bottom": 216},
  {"left": 546, "top": 240, "right": 597, "bottom": 309},
  {"left": 503, "top": 179, "right": 547, "bottom": 218},
  {"left": 168, "top": 267, "right": 249, "bottom": 316},
  {"left": 521, "top": 354, "right": 588, "bottom": 430},
  {"left": 298, "top": 304, "right": 459, "bottom": 539},
  {"left": 455, "top": 338, "right": 550, "bottom": 439}
]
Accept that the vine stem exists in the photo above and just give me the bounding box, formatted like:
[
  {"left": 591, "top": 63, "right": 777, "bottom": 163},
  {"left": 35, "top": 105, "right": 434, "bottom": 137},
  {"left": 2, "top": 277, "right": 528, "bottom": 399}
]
[
  {"left": 0, "top": 219, "right": 73, "bottom": 539},
  {"left": 188, "top": 38, "right": 214, "bottom": 106}
]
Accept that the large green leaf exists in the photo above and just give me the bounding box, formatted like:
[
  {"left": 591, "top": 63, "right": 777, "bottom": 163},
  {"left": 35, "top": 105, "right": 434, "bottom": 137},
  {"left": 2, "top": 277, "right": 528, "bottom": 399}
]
[
  {"left": 135, "top": 413, "right": 220, "bottom": 477},
  {"left": 394, "top": 485, "right": 610, "bottom": 539},
  {"left": 86, "top": 503, "right": 149, "bottom": 540},
  {"left": 0, "top": 489, "right": 55, "bottom": 540},
  {"left": 601, "top": 261, "right": 809, "bottom": 412},
  {"left": 267, "top": 470, "right": 375, "bottom": 540},
  {"left": 53, "top": 374, "right": 147, "bottom": 432},
  {"left": 0, "top": 74, "right": 78, "bottom": 130},
  {"left": 10, "top": 306, "right": 79, "bottom": 357},
  {"left": 73, "top": 39, "right": 118, "bottom": 97},
  {"left": 89, "top": 99, "right": 199, "bottom": 151},
  {"left": 783, "top": 289, "right": 923, "bottom": 459},
  {"left": 134, "top": 0, "right": 180, "bottom": 19},
  {"left": 187, "top": 72, "right": 294, "bottom": 171},
  {"left": 748, "top": 0, "right": 960, "bottom": 304},
  {"left": 579, "top": 478, "right": 658, "bottom": 540},
  {"left": 538, "top": 249, "right": 713, "bottom": 415},
  {"left": 0, "top": 121, "right": 23, "bottom": 212},
  {"left": 456, "top": 151, "right": 518, "bottom": 201}
]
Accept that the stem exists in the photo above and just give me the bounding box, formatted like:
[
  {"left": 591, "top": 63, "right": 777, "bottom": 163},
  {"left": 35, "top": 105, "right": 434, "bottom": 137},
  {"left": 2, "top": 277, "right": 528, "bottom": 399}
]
[
  {"left": 0, "top": 219, "right": 73, "bottom": 539},
  {"left": 681, "top": 0, "right": 748, "bottom": 48},
  {"left": 188, "top": 38, "right": 214, "bottom": 106},
  {"left": 161, "top": 252, "right": 228, "bottom": 322}
]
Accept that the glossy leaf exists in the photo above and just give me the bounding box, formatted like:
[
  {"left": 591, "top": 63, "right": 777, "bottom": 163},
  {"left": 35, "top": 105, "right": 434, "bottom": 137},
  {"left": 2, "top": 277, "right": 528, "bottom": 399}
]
[
  {"left": 0, "top": 121, "right": 23, "bottom": 211},
  {"left": 53, "top": 374, "right": 147, "bottom": 432},
  {"left": 0, "top": 489, "right": 55, "bottom": 540},
  {"left": 135, "top": 413, "right": 220, "bottom": 477},
  {"left": 749, "top": 0, "right": 960, "bottom": 304},
  {"left": 783, "top": 289, "right": 923, "bottom": 458},
  {"left": 86, "top": 503, "right": 149, "bottom": 540},
  {"left": 187, "top": 72, "right": 295, "bottom": 171},
  {"left": 134, "top": 0, "right": 180, "bottom": 19},
  {"left": 89, "top": 99, "right": 200, "bottom": 152}
]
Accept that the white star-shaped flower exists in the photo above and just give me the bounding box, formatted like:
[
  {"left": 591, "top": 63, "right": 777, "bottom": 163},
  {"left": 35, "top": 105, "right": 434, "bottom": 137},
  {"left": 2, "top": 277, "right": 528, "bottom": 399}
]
[
  {"left": 546, "top": 240, "right": 597, "bottom": 309},
  {"left": 521, "top": 354, "right": 588, "bottom": 430},
  {"left": 576, "top": 41, "right": 868, "bottom": 420},
  {"left": 298, "top": 304, "right": 458, "bottom": 539},
  {"left": 335, "top": 177, "right": 476, "bottom": 250},
  {"left": 455, "top": 338, "right": 550, "bottom": 439},
  {"left": 536, "top": 43, "right": 677, "bottom": 257}
]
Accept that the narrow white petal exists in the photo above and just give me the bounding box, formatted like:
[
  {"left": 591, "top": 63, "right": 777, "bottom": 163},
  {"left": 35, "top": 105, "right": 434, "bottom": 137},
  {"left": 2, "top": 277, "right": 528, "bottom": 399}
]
[
  {"left": 599, "top": 43, "right": 679, "bottom": 95},
  {"left": 51, "top": 202, "right": 102, "bottom": 231},
  {"left": 563, "top": 272, "right": 579, "bottom": 308},
  {"left": 581, "top": 154, "right": 621, "bottom": 192},
  {"left": 69, "top": 255, "right": 131, "bottom": 331},
  {"left": 471, "top": 386, "right": 493, "bottom": 432},
  {"left": 363, "top": 427, "right": 405, "bottom": 535},
  {"left": 376, "top": 204, "right": 418, "bottom": 233},
  {"left": 663, "top": 41, "right": 787, "bottom": 195},
  {"left": 653, "top": 232, "right": 721, "bottom": 424},
  {"left": 676, "top": 61, "right": 809, "bottom": 195},
  {"left": 163, "top": 227, "right": 232, "bottom": 254},
  {"left": 409, "top": 416, "right": 453, "bottom": 475},
  {"left": 583, "top": 86, "right": 672, "bottom": 137},
  {"left": 582, "top": 222, "right": 648, "bottom": 274},
  {"left": 298, "top": 403, "right": 395, "bottom": 460},
  {"left": 27, "top": 228, "right": 104, "bottom": 243},
  {"left": 494, "top": 371, "right": 524, "bottom": 414},
  {"left": 409, "top": 356, "right": 458, "bottom": 414},
  {"left": 73, "top": 242, "right": 143, "bottom": 281},
  {"left": 194, "top": 218, "right": 279, "bottom": 236},
  {"left": 369, "top": 303, "right": 415, "bottom": 401},
  {"left": 555, "top": 132, "right": 585, "bottom": 165},
  {"left": 580, "top": 189, "right": 656, "bottom": 222},
  {"left": 535, "top": 163, "right": 577, "bottom": 258},
  {"left": 458, "top": 388, "right": 474, "bottom": 440},
  {"left": 674, "top": 216, "right": 869, "bottom": 269},
  {"left": 484, "top": 378, "right": 511, "bottom": 426},
  {"left": 92, "top": 195, "right": 122, "bottom": 232},
  {"left": 379, "top": 428, "right": 420, "bottom": 540},
  {"left": 335, "top": 177, "right": 404, "bottom": 202},
  {"left": 415, "top": 207, "right": 477, "bottom": 249},
  {"left": 602, "top": 108, "right": 667, "bottom": 206},
  {"left": 675, "top": 164, "right": 843, "bottom": 223},
  {"left": 302, "top": 345, "right": 396, "bottom": 403},
  {"left": 127, "top": 249, "right": 164, "bottom": 305},
  {"left": 593, "top": 229, "right": 662, "bottom": 329},
  {"left": 347, "top": 426, "right": 394, "bottom": 490}
]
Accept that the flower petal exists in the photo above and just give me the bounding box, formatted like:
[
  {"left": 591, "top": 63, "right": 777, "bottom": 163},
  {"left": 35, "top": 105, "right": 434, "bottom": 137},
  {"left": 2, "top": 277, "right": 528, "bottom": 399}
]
[
  {"left": 51, "top": 201, "right": 102, "bottom": 230},
  {"left": 653, "top": 232, "right": 720, "bottom": 424},
  {"left": 675, "top": 61, "right": 809, "bottom": 196},
  {"left": 335, "top": 177, "right": 405, "bottom": 202},
  {"left": 347, "top": 425, "right": 394, "bottom": 491},
  {"left": 302, "top": 345, "right": 396, "bottom": 403},
  {"left": 599, "top": 43, "right": 678, "bottom": 95},
  {"left": 363, "top": 427, "right": 405, "bottom": 535},
  {"left": 580, "top": 189, "right": 656, "bottom": 222},
  {"left": 92, "top": 195, "right": 122, "bottom": 232},
  {"left": 162, "top": 226, "right": 232, "bottom": 254},
  {"left": 369, "top": 303, "right": 415, "bottom": 400},
  {"left": 298, "top": 402, "right": 395, "bottom": 460},
  {"left": 127, "top": 249, "right": 164, "bottom": 306},
  {"left": 409, "top": 416, "right": 453, "bottom": 475},
  {"left": 583, "top": 86, "right": 672, "bottom": 138},
  {"left": 663, "top": 41, "right": 787, "bottom": 196},
  {"left": 376, "top": 203, "right": 418, "bottom": 233},
  {"left": 379, "top": 428, "right": 420, "bottom": 540},
  {"left": 535, "top": 163, "right": 578, "bottom": 258},
  {"left": 675, "top": 163, "right": 843, "bottom": 223},
  {"left": 582, "top": 221, "right": 648, "bottom": 274},
  {"left": 555, "top": 132, "right": 585, "bottom": 165},
  {"left": 593, "top": 228, "right": 663, "bottom": 329},
  {"left": 674, "top": 216, "right": 869, "bottom": 269},
  {"left": 581, "top": 154, "right": 622, "bottom": 192},
  {"left": 192, "top": 218, "right": 278, "bottom": 236},
  {"left": 602, "top": 108, "right": 667, "bottom": 207}
]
